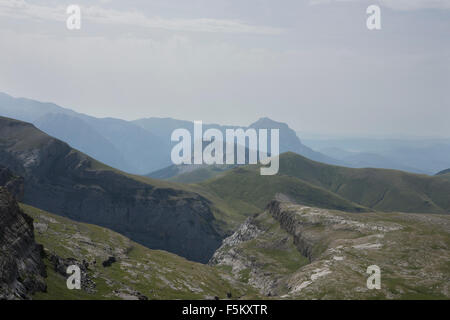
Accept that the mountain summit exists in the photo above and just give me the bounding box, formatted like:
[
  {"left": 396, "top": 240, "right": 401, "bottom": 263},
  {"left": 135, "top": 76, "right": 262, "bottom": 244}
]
[{"left": 249, "top": 117, "right": 342, "bottom": 165}]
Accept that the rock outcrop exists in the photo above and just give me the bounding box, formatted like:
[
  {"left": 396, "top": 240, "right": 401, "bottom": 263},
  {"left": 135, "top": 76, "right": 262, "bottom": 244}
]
[
  {"left": 47, "top": 253, "right": 96, "bottom": 294},
  {"left": 0, "top": 188, "right": 46, "bottom": 299},
  {"left": 0, "top": 166, "right": 24, "bottom": 201},
  {"left": 209, "top": 211, "right": 307, "bottom": 296},
  {"left": 210, "top": 199, "right": 450, "bottom": 299}
]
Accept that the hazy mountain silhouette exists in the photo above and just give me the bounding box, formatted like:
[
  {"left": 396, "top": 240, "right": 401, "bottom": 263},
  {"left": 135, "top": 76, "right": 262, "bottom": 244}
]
[
  {"left": 305, "top": 136, "right": 450, "bottom": 174},
  {"left": 145, "top": 117, "right": 344, "bottom": 180},
  {"left": 0, "top": 92, "right": 169, "bottom": 174}
]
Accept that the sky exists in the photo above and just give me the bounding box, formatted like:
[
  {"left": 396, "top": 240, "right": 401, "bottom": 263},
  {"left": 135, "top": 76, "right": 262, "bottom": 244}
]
[{"left": 0, "top": 0, "right": 449, "bottom": 137}]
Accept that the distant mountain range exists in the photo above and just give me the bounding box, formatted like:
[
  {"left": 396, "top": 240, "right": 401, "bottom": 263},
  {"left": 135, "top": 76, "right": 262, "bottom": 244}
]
[
  {"left": 0, "top": 92, "right": 341, "bottom": 175},
  {"left": 146, "top": 117, "right": 344, "bottom": 180},
  {"left": 303, "top": 136, "right": 450, "bottom": 175},
  {"left": 1, "top": 114, "right": 450, "bottom": 301},
  {"left": 4, "top": 92, "right": 449, "bottom": 178},
  {"left": 0, "top": 92, "right": 170, "bottom": 174}
]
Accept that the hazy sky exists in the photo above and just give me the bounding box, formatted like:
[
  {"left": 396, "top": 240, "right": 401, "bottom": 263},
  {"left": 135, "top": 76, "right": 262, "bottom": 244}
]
[{"left": 0, "top": 0, "right": 449, "bottom": 136}]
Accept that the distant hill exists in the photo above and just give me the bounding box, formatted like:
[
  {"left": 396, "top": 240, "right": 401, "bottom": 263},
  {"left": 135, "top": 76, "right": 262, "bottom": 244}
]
[
  {"left": 150, "top": 164, "right": 234, "bottom": 184},
  {"left": 276, "top": 152, "right": 450, "bottom": 214},
  {"left": 436, "top": 168, "right": 450, "bottom": 176},
  {"left": 249, "top": 118, "right": 342, "bottom": 165},
  {"left": 145, "top": 117, "right": 343, "bottom": 181},
  {"left": 319, "top": 147, "right": 427, "bottom": 174},
  {"left": 34, "top": 113, "right": 132, "bottom": 172},
  {"left": 0, "top": 116, "right": 223, "bottom": 263},
  {"left": 0, "top": 92, "right": 77, "bottom": 123},
  {"left": 304, "top": 136, "right": 450, "bottom": 174},
  {"left": 198, "top": 166, "right": 367, "bottom": 217},
  {"left": 133, "top": 117, "right": 241, "bottom": 142},
  {"left": 199, "top": 152, "right": 450, "bottom": 215}
]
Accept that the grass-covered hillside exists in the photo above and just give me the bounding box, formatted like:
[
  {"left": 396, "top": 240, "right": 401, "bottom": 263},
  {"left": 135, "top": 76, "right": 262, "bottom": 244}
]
[
  {"left": 277, "top": 152, "right": 450, "bottom": 214},
  {"left": 197, "top": 167, "right": 367, "bottom": 219},
  {"left": 197, "top": 152, "right": 450, "bottom": 216},
  {"left": 14, "top": 197, "right": 450, "bottom": 300},
  {"left": 22, "top": 204, "right": 257, "bottom": 300}
]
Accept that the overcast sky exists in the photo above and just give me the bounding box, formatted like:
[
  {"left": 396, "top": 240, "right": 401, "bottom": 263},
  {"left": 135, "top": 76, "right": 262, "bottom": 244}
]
[{"left": 0, "top": 0, "right": 449, "bottom": 137}]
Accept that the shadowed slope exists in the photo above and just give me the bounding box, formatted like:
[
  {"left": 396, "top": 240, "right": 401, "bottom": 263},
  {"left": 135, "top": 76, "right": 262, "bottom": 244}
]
[{"left": 0, "top": 116, "right": 222, "bottom": 263}]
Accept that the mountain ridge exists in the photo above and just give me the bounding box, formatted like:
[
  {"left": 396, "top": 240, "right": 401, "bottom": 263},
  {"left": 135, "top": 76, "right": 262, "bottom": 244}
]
[
  {"left": 0, "top": 116, "right": 223, "bottom": 263},
  {"left": 198, "top": 152, "right": 450, "bottom": 215}
]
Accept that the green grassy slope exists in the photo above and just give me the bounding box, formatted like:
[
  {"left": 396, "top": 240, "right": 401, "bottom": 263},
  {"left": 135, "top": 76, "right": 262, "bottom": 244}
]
[
  {"left": 168, "top": 166, "right": 231, "bottom": 184},
  {"left": 148, "top": 163, "right": 235, "bottom": 184},
  {"left": 197, "top": 166, "right": 368, "bottom": 221},
  {"left": 196, "top": 152, "right": 450, "bottom": 216},
  {"left": 22, "top": 204, "right": 257, "bottom": 300},
  {"left": 438, "top": 174, "right": 450, "bottom": 182},
  {"left": 277, "top": 152, "right": 450, "bottom": 214}
]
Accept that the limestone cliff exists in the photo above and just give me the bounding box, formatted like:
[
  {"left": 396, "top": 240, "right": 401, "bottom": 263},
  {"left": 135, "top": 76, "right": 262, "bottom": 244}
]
[
  {"left": 210, "top": 199, "right": 450, "bottom": 299},
  {"left": 0, "top": 188, "right": 46, "bottom": 299}
]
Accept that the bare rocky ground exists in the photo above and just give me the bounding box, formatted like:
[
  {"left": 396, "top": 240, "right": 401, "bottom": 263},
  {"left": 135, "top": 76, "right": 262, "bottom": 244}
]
[{"left": 210, "top": 198, "right": 450, "bottom": 299}]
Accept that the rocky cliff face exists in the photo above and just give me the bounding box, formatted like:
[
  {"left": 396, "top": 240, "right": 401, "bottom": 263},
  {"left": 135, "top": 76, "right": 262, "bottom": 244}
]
[
  {"left": 0, "top": 166, "right": 24, "bottom": 201},
  {"left": 0, "top": 117, "right": 222, "bottom": 263},
  {"left": 0, "top": 188, "right": 46, "bottom": 299},
  {"left": 210, "top": 198, "right": 450, "bottom": 299},
  {"left": 209, "top": 210, "right": 309, "bottom": 296}
]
